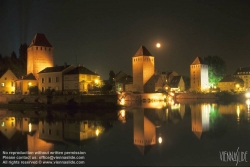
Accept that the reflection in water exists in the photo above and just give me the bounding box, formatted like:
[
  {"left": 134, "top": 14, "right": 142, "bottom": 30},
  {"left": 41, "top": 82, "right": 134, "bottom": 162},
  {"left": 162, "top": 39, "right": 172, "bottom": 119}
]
[
  {"left": 28, "top": 127, "right": 54, "bottom": 162},
  {"left": 0, "top": 117, "right": 16, "bottom": 139},
  {"left": 191, "top": 104, "right": 210, "bottom": 139},
  {"left": 133, "top": 107, "right": 156, "bottom": 155},
  {"left": 1, "top": 101, "right": 250, "bottom": 166},
  {"left": 0, "top": 108, "right": 116, "bottom": 164},
  {"left": 131, "top": 101, "right": 186, "bottom": 155},
  {"left": 118, "top": 109, "right": 126, "bottom": 123},
  {"left": 247, "top": 99, "right": 250, "bottom": 128},
  {"left": 237, "top": 105, "right": 240, "bottom": 126}
]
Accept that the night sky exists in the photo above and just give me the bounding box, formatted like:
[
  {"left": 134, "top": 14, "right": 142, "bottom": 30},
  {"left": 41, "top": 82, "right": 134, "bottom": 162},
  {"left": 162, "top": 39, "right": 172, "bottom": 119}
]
[{"left": 1, "top": 0, "right": 250, "bottom": 79}]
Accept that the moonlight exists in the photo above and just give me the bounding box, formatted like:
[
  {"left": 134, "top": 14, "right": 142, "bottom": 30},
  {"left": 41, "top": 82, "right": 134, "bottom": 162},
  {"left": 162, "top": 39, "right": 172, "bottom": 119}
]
[{"left": 156, "top": 43, "right": 161, "bottom": 48}]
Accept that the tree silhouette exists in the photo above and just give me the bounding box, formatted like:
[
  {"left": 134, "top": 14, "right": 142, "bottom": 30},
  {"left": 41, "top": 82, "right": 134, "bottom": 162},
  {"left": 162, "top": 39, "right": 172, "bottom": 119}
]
[{"left": 204, "top": 56, "right": 227, "bottom": 87}]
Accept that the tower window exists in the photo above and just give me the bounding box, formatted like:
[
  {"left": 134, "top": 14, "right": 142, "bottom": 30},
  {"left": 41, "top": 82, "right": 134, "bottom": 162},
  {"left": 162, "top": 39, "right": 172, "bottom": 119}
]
[
  {"left": 45, "top": 47, "right": 46, "bottom": 51},
  {"left": 36, "top": 47, "right": 38, "bottom": 50},
  {"left": 48, "top": 77, "right": 52, "bottom": 83},
  {"left": 41, "top": 47, "right": 42, "bottom": 50},
  {"left": 42, "top": 78, "right": 45, "bottom": 83}
]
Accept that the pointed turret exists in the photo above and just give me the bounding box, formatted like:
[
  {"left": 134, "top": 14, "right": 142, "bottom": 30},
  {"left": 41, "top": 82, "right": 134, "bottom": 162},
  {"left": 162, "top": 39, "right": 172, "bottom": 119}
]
[
  {"left": 191, "top": 56, "right": 206, "bottom": 65},
  {"left": 133, "top": 46, "right": 152, "bottom": 57},
  {"left": 29, "top": 33, "right": 52, "bottom": 47}
]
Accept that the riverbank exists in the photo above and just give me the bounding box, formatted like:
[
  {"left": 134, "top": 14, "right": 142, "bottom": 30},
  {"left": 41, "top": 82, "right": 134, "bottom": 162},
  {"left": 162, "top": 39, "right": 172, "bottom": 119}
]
[
  {"left": 0, "top": 94, "right": 119, "bottom": 111},
  {"left": 0, "top": 94, "right": 118, "bottom": 104}
]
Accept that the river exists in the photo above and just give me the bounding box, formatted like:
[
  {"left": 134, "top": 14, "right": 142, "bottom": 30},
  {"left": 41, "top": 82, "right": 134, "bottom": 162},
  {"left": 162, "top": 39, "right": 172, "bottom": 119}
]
[{"left": 1, "top": 100, "right": 250, "bottom": 166}]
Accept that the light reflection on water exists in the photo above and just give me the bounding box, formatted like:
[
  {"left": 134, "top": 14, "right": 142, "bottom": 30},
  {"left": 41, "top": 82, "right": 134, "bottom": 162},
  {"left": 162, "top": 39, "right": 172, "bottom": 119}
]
[{"left": 1, "top": 101, "right": 250, "bottom": 166}]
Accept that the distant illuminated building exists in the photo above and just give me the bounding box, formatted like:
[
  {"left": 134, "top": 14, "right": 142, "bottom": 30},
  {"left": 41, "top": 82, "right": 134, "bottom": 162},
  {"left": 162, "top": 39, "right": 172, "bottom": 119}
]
[
  {"left": 63, "top": 66, "right": 101, "bottom": 94},
  {"left": 15, "top": 73, "right": 37, "bottom": 95},
  {"left": 27, "top": 33, "right": 54, "bottom": 79},
  {"left": 132, "top": 46, "right": 155, "bottom": 93},
  {"left": 190, "top": 57, "right": 208, "bottom": 92},
  {"left": 217, "top": 75, "right": 244, "bottom": 92},
  {"left": 233, "top": 67, "right": 250, "bottom": 91},
  {"left": 191, "top": 104, "right": 210, "bottom": 139},
  {"left": 0, "top": 69, "right": 17, "bottom": 94}
]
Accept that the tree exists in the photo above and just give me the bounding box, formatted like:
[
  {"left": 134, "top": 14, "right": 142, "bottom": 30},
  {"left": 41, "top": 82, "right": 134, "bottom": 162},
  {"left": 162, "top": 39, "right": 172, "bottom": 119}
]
[
  {"left": 11, "top": 51, "right": 17, "bottom": 60},
  {"left": 109, "top": 70, "right": 115, "bottom": 81},
  {"left": 19, "top": 43, "right": 28, "bottom": 69},
  {"left": 204, "top": 56, "right": 227, "bottom": 87}
]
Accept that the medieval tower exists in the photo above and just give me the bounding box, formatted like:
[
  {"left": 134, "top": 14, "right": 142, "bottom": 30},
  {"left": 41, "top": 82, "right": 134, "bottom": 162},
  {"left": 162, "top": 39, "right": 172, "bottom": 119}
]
[
  {"left": 132, "top": 46, "right": 155, "bottom": 93},
  {"left": 190, "top": 57, "right": 208, "bottom": 92},
  {"left": 27, "top": 33, "right": 54, "bottom": 79}
]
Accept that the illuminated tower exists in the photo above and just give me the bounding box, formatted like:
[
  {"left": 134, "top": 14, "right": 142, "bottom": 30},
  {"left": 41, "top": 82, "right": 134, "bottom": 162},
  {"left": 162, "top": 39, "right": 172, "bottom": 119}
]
[
  {"left": 190, "top": 57, "right": 208, "bottom": 92},
  {"left": 27, "top": 33, "right": 54, "bottom": 79},
  {"left": 132, "top": 46, "right": 154, "bottom": 93}
]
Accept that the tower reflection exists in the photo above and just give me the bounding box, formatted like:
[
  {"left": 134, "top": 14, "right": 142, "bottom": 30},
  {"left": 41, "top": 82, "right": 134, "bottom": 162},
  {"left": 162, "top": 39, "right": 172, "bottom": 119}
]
[{"left": 191, "top": 103, "right": 210, "bottom": 139}]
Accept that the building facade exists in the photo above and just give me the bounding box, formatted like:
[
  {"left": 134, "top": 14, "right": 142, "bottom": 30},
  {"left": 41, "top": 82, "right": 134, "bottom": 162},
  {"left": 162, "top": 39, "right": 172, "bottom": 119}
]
[
  {"left": 233, "top": 67, "right": 250, "bottom": 91},
  {"left": 27, "top": 33, "right": 54, "bottom": 79},
  {"left": 168, "top": 76, "right": 185, "bottom": 92},
  {"left": 190, "top": 57, "right": 209, "bottom": 92},
  {"left": 15, "top": 73, "right": 38, "bottom": 95},
  {"left": 64, "top": 66, "right": 101, "bottom": 94},
  {"left": 38, "top": 65, "right": 74, "bottom": 93},
  {"left": 114, "top": 71, "right": 133, "bottom": 92},
  {"left": 217, "top": 75, "right": 244, "bottom": 92},
  {"left": 132, "top": 46, "right": 155, "bottom": 93},
  {"left": 0, "top": 69, "right": 17, "bottom": 94}
]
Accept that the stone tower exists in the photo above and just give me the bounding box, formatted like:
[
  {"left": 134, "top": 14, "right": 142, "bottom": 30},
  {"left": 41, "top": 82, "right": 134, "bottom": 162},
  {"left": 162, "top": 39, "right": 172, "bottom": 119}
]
[
  {"left": 27, "top": 33, "right": 54, "bottom": 79},
  {"left": 190, "top": 57, "right": 208, "bottom": 92},
  {"left": 132, "top": 46, "right": 154, "bottom": 93}
]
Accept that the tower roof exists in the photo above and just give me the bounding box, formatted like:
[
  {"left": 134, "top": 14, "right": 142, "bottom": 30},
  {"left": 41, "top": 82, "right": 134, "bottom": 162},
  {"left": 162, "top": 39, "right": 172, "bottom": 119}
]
[
  {"left": 133, "top": 46, "right": 152, "bottom": 57},
  {"left": 29, "top": 33, "right": 52, "bottom": 47},
  {"left": 191, "top": 57, "right": 206, "bottom": 65}
]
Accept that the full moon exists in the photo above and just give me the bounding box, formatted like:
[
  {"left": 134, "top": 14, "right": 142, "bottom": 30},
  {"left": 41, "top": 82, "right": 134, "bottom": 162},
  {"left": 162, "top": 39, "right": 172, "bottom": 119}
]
[{"left": 156, "top": 43, "right": 161, "bottom": 48}]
